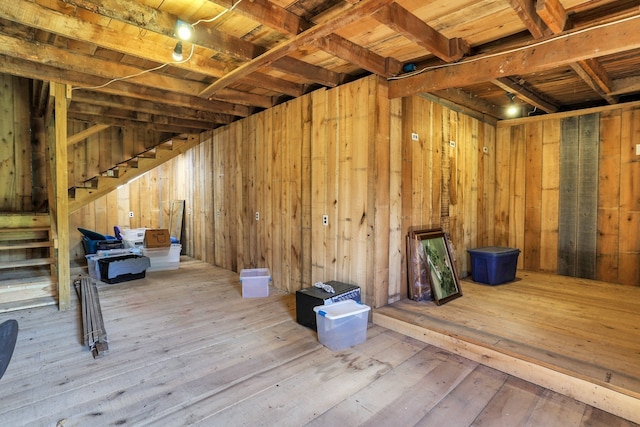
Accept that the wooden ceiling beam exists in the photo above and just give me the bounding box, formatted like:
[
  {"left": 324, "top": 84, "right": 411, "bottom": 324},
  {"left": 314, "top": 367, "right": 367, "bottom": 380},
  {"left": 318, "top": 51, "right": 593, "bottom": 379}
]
[
  {"left": 0, "top": 54, "right": 250, "bottom": 117},
  {"left": 508, "top": 0, "right": 551, "bottom": 38},
  {"left": 237, "top": 74, "right": 305, "bottom": 97},
  {"left": 68, "top": 112, "right": 203, "bottom": 134},
  {"left": 0, "top": 1, "right": 230, "bottom": 75},
  {"left": 570, "top": 60, "right": 619, "bottom": 104},
  {"left": 388, "top": 15, "right": 640, "bottom": 98},
  {"left": 58, "top": 0, "right": 314, "bottom": 96},
  {"left": 0, "top": 31, "right": 276, "bottom": 112},
  {"left": 67, "top": 124, "right": 110, "bottom": 146},
  {"left": 315, "top": 33, "right": 402, "bottom": 77},
  {"left": 372, "top": 3, "right": 469, "bottom": 62},
  {"left": 271, "top": 57, "right": 345, "bottom": 87},
  {"left": 198, "top": 0, "right": 395, "bottom": 99},
  {"left": 536, "top": 0, "right": 568, "bottom": 33},
  {"left": 207, "top": 0, "right": 311, "bottom": 36},
  {"left": 68, "top": 103, "right": 215, "bottom": 131},
  {"left": 492, "top": 77, "right": 559, "bottom": 113},
  {"left": 71, "top": 92, "right": 234, "bottom": 125},
  {"left": 536, "top": 0, "right": 618, "bottom": 104},
  {"left": 59, "top": 0, "right": 263, "bottom": 60},
  {"left": 0, "top": 32, "right": 202, "bottom": 93},
  {"left": 610, "top": 75, "right": 640, "bottom": 96},
  {"left": 429, "top": 89, "right": 503, "bottom": 122},
  {"left": 214, "top": 89, "right": 276, "bottom": 109},
  {"left": 268, "top": 57, "right": 346, "bottom": 88}
]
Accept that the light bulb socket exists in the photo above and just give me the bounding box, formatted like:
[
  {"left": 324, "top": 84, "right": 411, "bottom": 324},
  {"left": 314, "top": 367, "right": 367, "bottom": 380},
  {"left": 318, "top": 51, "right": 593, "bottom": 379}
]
[{"left": 172, "top": 41, "right": 183, "bottom": 61}]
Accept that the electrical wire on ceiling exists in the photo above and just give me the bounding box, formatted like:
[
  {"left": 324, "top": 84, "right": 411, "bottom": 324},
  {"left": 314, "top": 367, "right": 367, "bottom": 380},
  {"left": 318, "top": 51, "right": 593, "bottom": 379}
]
[{"left": 71, "top": 0, "right": 245, "bottom": 92}]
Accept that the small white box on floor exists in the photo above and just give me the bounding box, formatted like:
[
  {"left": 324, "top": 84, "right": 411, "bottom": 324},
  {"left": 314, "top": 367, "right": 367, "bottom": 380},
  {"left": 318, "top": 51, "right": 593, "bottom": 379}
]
[
  {"left": 313, "top": 299, "right": 371, "bottom": 351},
  {"left": 239, "top": 268, "right": 271, "bottom": 298}
]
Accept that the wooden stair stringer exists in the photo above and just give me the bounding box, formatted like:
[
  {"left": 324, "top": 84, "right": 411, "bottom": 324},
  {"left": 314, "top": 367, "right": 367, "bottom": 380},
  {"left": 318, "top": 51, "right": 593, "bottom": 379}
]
[{"left": 68, "top": 135, "right": 201, "bottom": 213}]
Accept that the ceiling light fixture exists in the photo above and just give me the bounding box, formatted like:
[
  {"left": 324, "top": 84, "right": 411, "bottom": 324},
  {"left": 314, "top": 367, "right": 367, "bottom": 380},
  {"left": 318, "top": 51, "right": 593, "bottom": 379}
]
[
  {"left": 172, "top": 41, "right": 183, "bottom": 61},
  {"left": 506, "top": 92, "right": 519, "bottom": 117},
  {"left": 174, "top": 19, "right": 193, "bottom": 41}
]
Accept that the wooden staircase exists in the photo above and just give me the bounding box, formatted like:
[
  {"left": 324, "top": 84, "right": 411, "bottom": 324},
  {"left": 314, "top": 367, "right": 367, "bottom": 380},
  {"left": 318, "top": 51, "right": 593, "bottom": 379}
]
[
  {"left": 0, "top": 215, "right": 57, "bottom": 313},
  {"left": 68, "top": 134, "right": 201, "bottom": 213}
]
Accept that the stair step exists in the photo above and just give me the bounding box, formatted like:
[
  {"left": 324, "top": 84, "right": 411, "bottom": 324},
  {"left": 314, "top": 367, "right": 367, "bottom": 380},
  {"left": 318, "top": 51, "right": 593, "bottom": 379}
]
[
  {"left": 156, "top": 141, "right": 174, "bottom": 150},
  {"left": 0, "top": 276, "right": 57, "bottom": 312},
  {"left": 0, "top": 258, "right": 55, "bottom": 270},
  {"left": 0, "top": 296, "right": 57, "bottom": 313},
  {"left": 0, "top": 241, "right": 52, "bottom": 250},
  {"left": 78, "top": 177, "right": 99, "bottom": 188},
  {"left": 0, "top": 227, "right": 50, "bottom": 234},
  {"left": 0, "top": 276, "right": 56, "bottom": 288},
  {"left": 68, "top": 133, "right": 201, "bottom": 212},
  {"left": 137, "top": 148, "right": 157, "bottom": 158}
]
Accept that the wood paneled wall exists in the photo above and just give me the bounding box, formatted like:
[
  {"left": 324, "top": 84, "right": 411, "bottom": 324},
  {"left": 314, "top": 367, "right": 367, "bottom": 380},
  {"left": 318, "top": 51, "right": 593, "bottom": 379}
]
[
  {"left": 0, "top": 74, "right": 32, "bottom": 212},
  {"left": 496, "top": 105, "right": 640, "bottom": 286},
  {"left": 12, "top": 73, "right": 634, "bottom": 306},
  {"left": 399, "top": 95, "right": 496, "bottom": 294}
]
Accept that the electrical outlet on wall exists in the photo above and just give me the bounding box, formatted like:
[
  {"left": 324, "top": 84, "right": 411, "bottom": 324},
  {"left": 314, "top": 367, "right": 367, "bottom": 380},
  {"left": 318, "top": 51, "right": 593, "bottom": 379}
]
[
  {"left": 128, "top": 211, "right": 134, "bottom": 218},
  {"left": 322, "top": 215, "right": 329, "bottom": 226}
]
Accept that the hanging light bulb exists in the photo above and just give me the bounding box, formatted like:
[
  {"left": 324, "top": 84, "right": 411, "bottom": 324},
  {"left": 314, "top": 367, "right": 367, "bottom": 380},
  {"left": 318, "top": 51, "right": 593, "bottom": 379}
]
[
  {"left": 172, "top": 41, "right": 183, "bottom": 61},
  {"left": 506, "top": 93, "right": 519, "bottom": 117},
  {"left": 174, "top": 19, "right": 193, "bottom": 41}
]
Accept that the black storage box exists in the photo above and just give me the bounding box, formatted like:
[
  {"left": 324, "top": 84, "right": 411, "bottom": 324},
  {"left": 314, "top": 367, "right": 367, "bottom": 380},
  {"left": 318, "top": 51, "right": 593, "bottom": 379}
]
[
  {"left": 296, "top": 281, "right": 361, "bottom": 330},
  {"left": 98, "top": 254, "right": 150, "bottom": 284}
]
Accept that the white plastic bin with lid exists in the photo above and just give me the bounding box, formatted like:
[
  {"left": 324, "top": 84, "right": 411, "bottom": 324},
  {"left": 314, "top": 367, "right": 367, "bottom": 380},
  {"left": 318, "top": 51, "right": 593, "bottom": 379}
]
[
  {"left": 119, "top": 228, "right": 147, "bottom": 248},
  {"left": 141, "top": 243, "right": 181, "bottom": 272},
  {"left": 85, "top": 255, "right": 100, "bottom": 280},
  {"left": 239, "top": 268, "right": 271, "bottom": 297},
  {"left": 313, "top": 299, "right": 371, "bottom": 351}
]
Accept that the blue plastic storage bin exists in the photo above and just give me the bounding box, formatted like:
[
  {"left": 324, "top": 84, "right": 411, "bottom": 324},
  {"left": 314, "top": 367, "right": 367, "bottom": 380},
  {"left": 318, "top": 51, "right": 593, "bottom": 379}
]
[{"left": 467, "top": 246, "right": 520, "bottom": 285}]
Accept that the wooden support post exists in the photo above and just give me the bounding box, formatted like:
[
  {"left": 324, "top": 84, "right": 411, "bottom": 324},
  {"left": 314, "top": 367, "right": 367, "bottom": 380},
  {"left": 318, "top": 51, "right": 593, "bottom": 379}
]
[{"left": 51, "top": 82, "right": 71, "bottom": 311}]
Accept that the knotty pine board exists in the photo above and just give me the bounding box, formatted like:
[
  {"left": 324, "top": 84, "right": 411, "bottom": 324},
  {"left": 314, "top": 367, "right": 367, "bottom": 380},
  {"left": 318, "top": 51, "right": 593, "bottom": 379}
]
[
  {"left": 387, "top": 96, "right": 403, "bottom": 303},
  {"left": 310, "top": 89, "right": 328, "bottom": 283},
  {"left": 540, "top": 118, "right": 561, "bottom": 273},
  {"left": 619, "top": 109, "right": 640, "bottom": 286},
  {"left": 0, "top": 76, "right": 32, "bottom": 211},
  {"left": 300, "top": 94, "right": 313, "bottom": 290},
  {"left": 372, "top": 78, "right": 392, "bottom": 308},
  {"left": 524, "top": 121, "right": 543, "bottom": 271}
]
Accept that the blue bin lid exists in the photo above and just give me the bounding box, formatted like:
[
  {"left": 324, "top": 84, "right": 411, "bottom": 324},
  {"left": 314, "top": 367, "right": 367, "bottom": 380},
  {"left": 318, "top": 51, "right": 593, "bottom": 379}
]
[{"left": 467, "top": 246, "right": 520, "bottom": 255}]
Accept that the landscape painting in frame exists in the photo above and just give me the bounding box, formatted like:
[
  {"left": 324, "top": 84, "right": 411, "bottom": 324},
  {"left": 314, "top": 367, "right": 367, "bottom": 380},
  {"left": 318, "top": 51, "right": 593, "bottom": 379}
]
[{"left": 420, "top": 230, "right": 462, "bottom": 305}]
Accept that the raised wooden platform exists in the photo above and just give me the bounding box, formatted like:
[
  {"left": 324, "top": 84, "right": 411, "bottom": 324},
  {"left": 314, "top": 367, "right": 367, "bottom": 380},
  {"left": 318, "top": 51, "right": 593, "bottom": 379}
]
[{"left": 373, "top": 270, "right": 640, "bottom": 424}]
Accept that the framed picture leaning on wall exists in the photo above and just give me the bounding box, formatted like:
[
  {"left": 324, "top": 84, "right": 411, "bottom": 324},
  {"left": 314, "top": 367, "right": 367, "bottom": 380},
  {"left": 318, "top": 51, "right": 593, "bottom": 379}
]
[{"left": 419, "top": 230, "right": 462, "bottom": 305}]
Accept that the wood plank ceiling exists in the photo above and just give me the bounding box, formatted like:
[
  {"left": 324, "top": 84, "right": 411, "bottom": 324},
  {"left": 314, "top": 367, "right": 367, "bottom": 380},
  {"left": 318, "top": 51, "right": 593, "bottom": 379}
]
[{"left": 1, "top": 0, "right": 640, "bottom": 133}]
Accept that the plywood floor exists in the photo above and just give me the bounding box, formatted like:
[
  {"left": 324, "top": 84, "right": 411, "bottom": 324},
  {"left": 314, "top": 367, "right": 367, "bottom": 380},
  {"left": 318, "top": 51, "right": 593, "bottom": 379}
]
[{"left": 0, "top": 259, "right": 636, "bottom": 426}]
